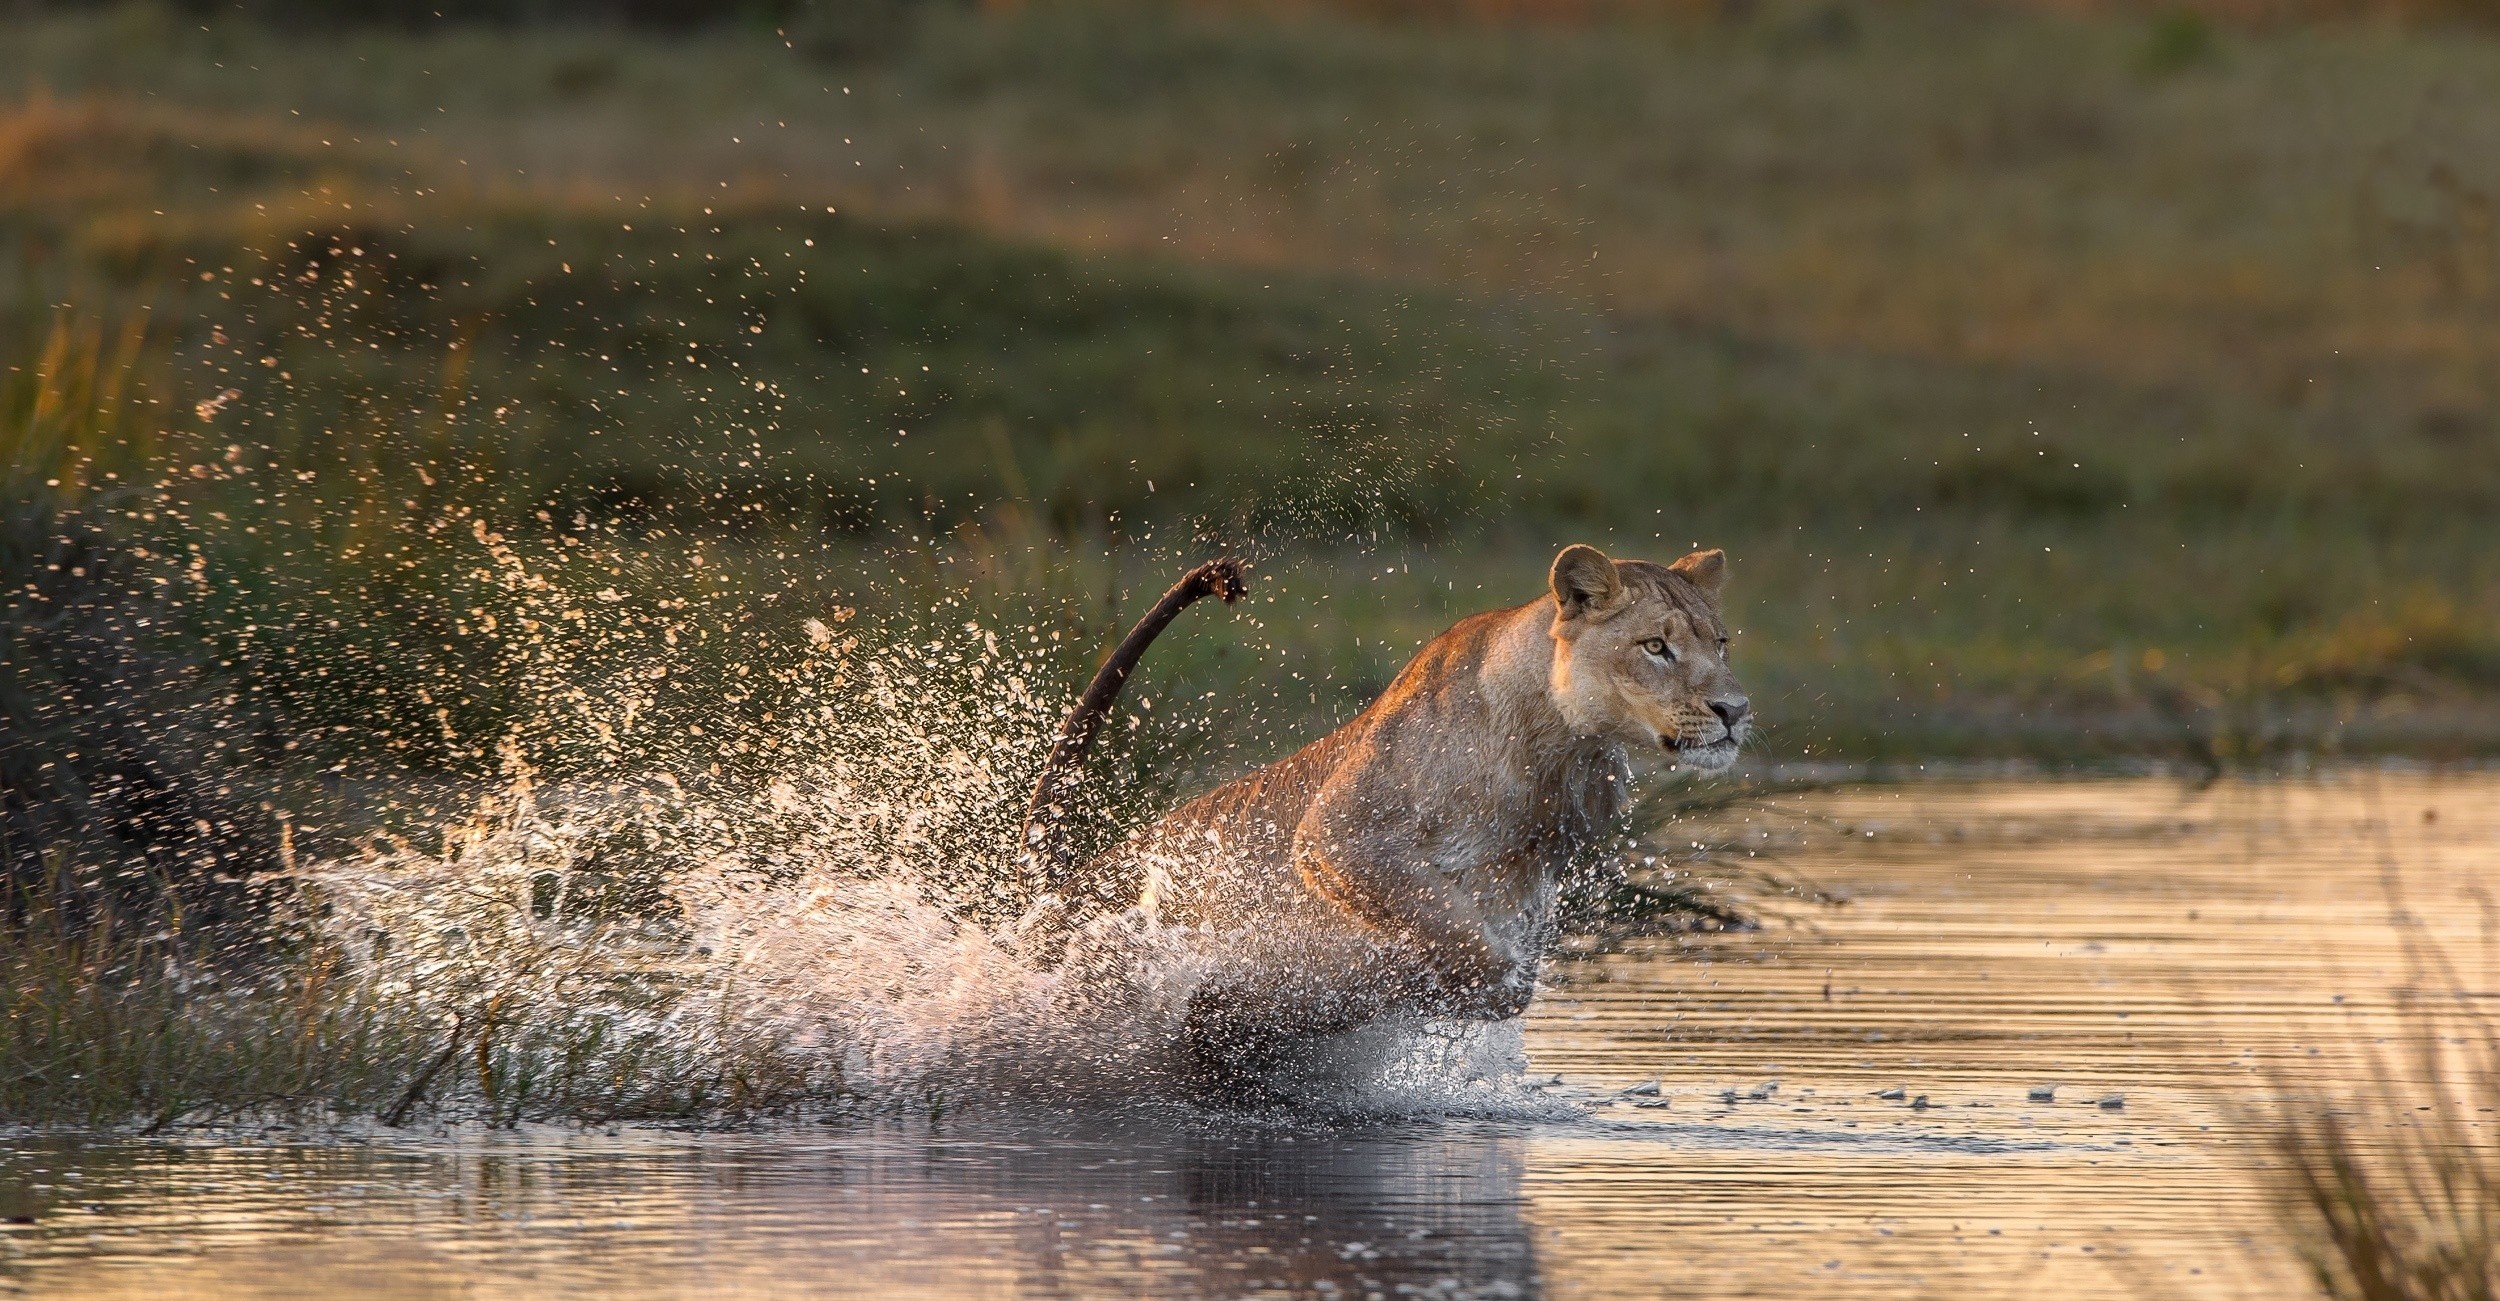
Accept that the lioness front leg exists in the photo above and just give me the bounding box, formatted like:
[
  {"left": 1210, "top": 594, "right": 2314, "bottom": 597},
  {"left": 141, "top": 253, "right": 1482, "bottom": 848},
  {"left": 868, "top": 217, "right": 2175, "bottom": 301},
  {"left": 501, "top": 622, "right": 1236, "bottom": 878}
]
[
  {"left": 1409, "top": 922, "right": 1536, "bottom": 1020},
  {"left": 1177, "top": 937, "right": 1413, "bottom": 1096},
  {"left": 1295, "top": 846, "right": 1535, "bottom": 1022}
]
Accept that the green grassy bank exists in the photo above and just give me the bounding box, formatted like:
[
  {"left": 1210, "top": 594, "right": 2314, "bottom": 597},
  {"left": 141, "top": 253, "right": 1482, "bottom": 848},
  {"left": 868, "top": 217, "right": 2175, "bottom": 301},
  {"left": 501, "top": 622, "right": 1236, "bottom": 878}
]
[{"left": 9, "top": 0, "right": 2500, "bottom": 899}]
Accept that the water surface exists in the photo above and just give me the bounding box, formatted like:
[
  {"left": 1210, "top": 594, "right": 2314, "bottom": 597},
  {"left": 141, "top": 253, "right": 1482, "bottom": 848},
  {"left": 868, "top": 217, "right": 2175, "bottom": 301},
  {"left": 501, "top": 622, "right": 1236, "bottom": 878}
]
[{"left": 6, "top": 774, "right": 2492, "bottom": 1298}]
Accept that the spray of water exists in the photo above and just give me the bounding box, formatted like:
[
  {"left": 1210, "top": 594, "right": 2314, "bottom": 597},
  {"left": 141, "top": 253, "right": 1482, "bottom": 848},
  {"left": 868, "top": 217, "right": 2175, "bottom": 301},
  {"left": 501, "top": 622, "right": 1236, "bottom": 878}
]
[
  {"left": 5, "top": 167, "right": 1555, "bottom": 1124},
  {"left": 285, "top": 526, "right": 1547, "bottom": 1123}
]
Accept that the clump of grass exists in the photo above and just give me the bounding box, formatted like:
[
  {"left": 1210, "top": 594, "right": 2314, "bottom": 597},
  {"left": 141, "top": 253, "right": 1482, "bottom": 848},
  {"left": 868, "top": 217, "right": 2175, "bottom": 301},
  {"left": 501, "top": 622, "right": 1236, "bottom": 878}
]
[
  {"left": 1, "top": 850, "right": 853, "bottom": 1131},
  {"left": 1555, "top": 775, "right": 1842, "bottom": 938},
  {"left": 0, "top": 885, "right": 432, "bottom": 1130},
  {"left": 2302, "top": 593, "right": 2500, "bottom": 696},
  {"left": 2262, "top": 899, "right": 2500, "bottom": 1298},
  {"left": 2137, "top": 10, "right": 2221, "bottom": 77}
]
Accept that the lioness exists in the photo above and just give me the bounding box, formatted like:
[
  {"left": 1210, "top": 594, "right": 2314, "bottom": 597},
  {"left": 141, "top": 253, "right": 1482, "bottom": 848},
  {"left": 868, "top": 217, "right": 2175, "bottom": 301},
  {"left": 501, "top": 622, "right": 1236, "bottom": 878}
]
[{"left": 1020, "top": 544, "right": 1750, "bottom": 1087}]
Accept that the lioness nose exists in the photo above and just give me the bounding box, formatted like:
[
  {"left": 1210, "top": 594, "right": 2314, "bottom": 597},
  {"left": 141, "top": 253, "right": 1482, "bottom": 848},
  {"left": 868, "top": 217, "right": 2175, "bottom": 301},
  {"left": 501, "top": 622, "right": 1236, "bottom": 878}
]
[{"left": 1710, "top": 697, "right": 1751, "bottom": 730}]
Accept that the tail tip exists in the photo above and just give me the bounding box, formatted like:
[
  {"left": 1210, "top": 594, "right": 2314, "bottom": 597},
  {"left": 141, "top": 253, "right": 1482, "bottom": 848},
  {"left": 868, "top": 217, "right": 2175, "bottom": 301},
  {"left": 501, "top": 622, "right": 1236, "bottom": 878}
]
[{"left": 1199, "top": 556, "right": 1248, "bottom": 604}]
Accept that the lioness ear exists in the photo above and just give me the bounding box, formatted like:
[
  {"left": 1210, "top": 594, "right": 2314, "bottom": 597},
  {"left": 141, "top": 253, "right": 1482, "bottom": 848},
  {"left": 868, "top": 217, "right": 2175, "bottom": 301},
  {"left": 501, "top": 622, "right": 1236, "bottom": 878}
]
[
  {"left": 1670, "top": 547, "right": 1727, "bottom": 597},
  {"left": 1550, "top": 544, "right": 1623, "bottom": 618}
]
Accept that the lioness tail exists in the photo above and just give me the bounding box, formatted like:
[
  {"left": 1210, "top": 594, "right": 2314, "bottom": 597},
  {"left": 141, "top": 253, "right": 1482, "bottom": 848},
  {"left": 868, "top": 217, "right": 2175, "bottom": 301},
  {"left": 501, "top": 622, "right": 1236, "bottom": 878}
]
[{"left": 1017, "top": 557, "right": 1246, "bottom": 911}]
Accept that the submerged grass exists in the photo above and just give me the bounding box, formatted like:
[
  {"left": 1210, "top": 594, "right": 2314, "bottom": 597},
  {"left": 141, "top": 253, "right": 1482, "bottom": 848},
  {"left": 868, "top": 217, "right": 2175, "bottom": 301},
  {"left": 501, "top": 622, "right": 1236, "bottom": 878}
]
[
  {"left": 1556, "top": 774, "right": 1844, "bottom": 939},
  {"left": 3, "top": 839, "right": 853, "bottom": 1131},
  {"left": 2261, "top": 886, "right": 2500, "bottom": 1298},
  {"left": 0, "top": 892, "right": 420, "bottom": 1131},
  {"left": 0, "top": 921, "right": 840, "bottom": 1132}
]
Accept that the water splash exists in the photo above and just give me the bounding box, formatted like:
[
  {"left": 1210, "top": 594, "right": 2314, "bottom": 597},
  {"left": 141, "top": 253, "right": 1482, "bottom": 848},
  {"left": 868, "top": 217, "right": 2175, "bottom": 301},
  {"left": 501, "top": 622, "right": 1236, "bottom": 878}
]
[{"left": 290, "top": 534, "right": 1543, "bottom": 1123}]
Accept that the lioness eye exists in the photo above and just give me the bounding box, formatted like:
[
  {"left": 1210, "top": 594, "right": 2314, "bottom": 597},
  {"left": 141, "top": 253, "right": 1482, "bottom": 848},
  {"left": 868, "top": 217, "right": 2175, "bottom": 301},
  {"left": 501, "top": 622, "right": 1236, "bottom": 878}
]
[{"left": 1639, "top": 637, "right": 1672, "bottom": 660}]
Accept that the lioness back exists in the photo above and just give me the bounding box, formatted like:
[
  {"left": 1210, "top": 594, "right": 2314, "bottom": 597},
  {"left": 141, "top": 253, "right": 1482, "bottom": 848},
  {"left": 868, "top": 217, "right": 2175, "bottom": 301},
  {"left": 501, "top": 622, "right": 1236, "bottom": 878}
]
[{"left": 1117, "top": 605, "right": 1521, "bottom": 928}]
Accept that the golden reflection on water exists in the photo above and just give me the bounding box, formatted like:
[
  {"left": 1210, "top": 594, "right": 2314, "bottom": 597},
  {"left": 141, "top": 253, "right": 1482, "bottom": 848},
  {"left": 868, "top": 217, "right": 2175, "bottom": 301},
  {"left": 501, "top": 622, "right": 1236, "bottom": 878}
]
[
  {"left": 3, "top": 774, "right": 2493, "bottom": 1299},
  {"left": 1529, "top": 772, "right": 2500, "bottom": 1296}
]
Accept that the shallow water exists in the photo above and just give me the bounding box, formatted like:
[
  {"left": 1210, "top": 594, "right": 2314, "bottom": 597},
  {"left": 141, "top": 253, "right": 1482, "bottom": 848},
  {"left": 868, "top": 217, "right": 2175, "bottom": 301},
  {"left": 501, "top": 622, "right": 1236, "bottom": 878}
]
[{"left": 5, "top": 773, "right": 2494, "bottom": 1298}]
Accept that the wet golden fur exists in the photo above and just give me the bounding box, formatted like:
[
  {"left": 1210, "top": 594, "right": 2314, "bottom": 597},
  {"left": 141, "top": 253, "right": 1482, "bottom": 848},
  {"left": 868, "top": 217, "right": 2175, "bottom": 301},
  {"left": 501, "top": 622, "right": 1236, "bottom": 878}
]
[{"left": 1084, "top": 545, "right": 1752, "bottom": 1078}]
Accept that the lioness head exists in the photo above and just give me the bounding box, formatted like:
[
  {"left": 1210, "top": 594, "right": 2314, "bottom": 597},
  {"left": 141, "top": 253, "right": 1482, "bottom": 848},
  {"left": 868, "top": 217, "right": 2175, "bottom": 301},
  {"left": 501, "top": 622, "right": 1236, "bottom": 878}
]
[{"left": 1544, "top": 543, "right": 1752, "bottom": 773}]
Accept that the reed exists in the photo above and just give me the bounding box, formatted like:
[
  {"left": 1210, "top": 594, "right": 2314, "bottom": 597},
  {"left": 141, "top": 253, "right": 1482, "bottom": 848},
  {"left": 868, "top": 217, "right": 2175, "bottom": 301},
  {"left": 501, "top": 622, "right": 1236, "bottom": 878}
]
[
  {"left": 0, "top": 885, "right": 421, "bottom": 1130},
  {"left": 2261, "top": 901, "right": 2500, "bottom": 1298},
  {"left": 0, "top": 879, "right": 846, "bottom": 1129}
]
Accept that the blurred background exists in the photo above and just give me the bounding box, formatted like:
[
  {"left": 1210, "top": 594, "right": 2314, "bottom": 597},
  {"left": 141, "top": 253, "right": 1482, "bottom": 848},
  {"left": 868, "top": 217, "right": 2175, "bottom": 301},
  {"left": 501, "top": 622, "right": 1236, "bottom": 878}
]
[{"left": 7, "top": 0, "right": 2500, "bottom": 903}]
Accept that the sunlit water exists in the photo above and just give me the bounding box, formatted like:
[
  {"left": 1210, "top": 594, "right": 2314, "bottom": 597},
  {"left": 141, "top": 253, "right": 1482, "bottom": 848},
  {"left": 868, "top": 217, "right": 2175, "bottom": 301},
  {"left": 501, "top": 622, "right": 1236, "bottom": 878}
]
[{"left": 6, "top": 772, "right": 2495, "bottom": 1298}]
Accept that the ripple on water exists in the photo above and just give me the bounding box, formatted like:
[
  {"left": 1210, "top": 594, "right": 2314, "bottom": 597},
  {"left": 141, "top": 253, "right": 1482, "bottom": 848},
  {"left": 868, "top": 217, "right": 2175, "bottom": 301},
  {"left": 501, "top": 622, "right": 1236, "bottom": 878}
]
[{"left": 6, "top": 773, "right": 2492, "bottom": 1298}]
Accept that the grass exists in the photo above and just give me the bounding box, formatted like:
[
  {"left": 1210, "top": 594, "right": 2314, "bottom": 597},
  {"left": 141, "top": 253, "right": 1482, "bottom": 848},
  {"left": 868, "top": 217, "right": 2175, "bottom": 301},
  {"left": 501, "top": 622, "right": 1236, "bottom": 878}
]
[
  {"left": 1554, "top": 774, "right": 1844, "bottom": 938},
  {"left": 2261, "top": 901, "right": 2500, "bottom": 1298},
  {"left": 0, "top": 890, "right": 419, "bottom": 1131},
  {"left": 4, "top": 0, "right": 2500, "bottom": 1127},
  {"left": 2, "top": 1, "right": 2495, "bottom": 771},
  {"left": 0, "top": 871, "right": 850, "bottom": 1129}
]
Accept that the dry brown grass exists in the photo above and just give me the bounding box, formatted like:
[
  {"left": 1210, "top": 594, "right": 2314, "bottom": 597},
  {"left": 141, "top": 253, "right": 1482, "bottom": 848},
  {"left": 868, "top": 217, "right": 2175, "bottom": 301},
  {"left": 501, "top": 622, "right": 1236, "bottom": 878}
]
[{"left": 2263, "top": 903, "right": 2500, "bottom": 1299}]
